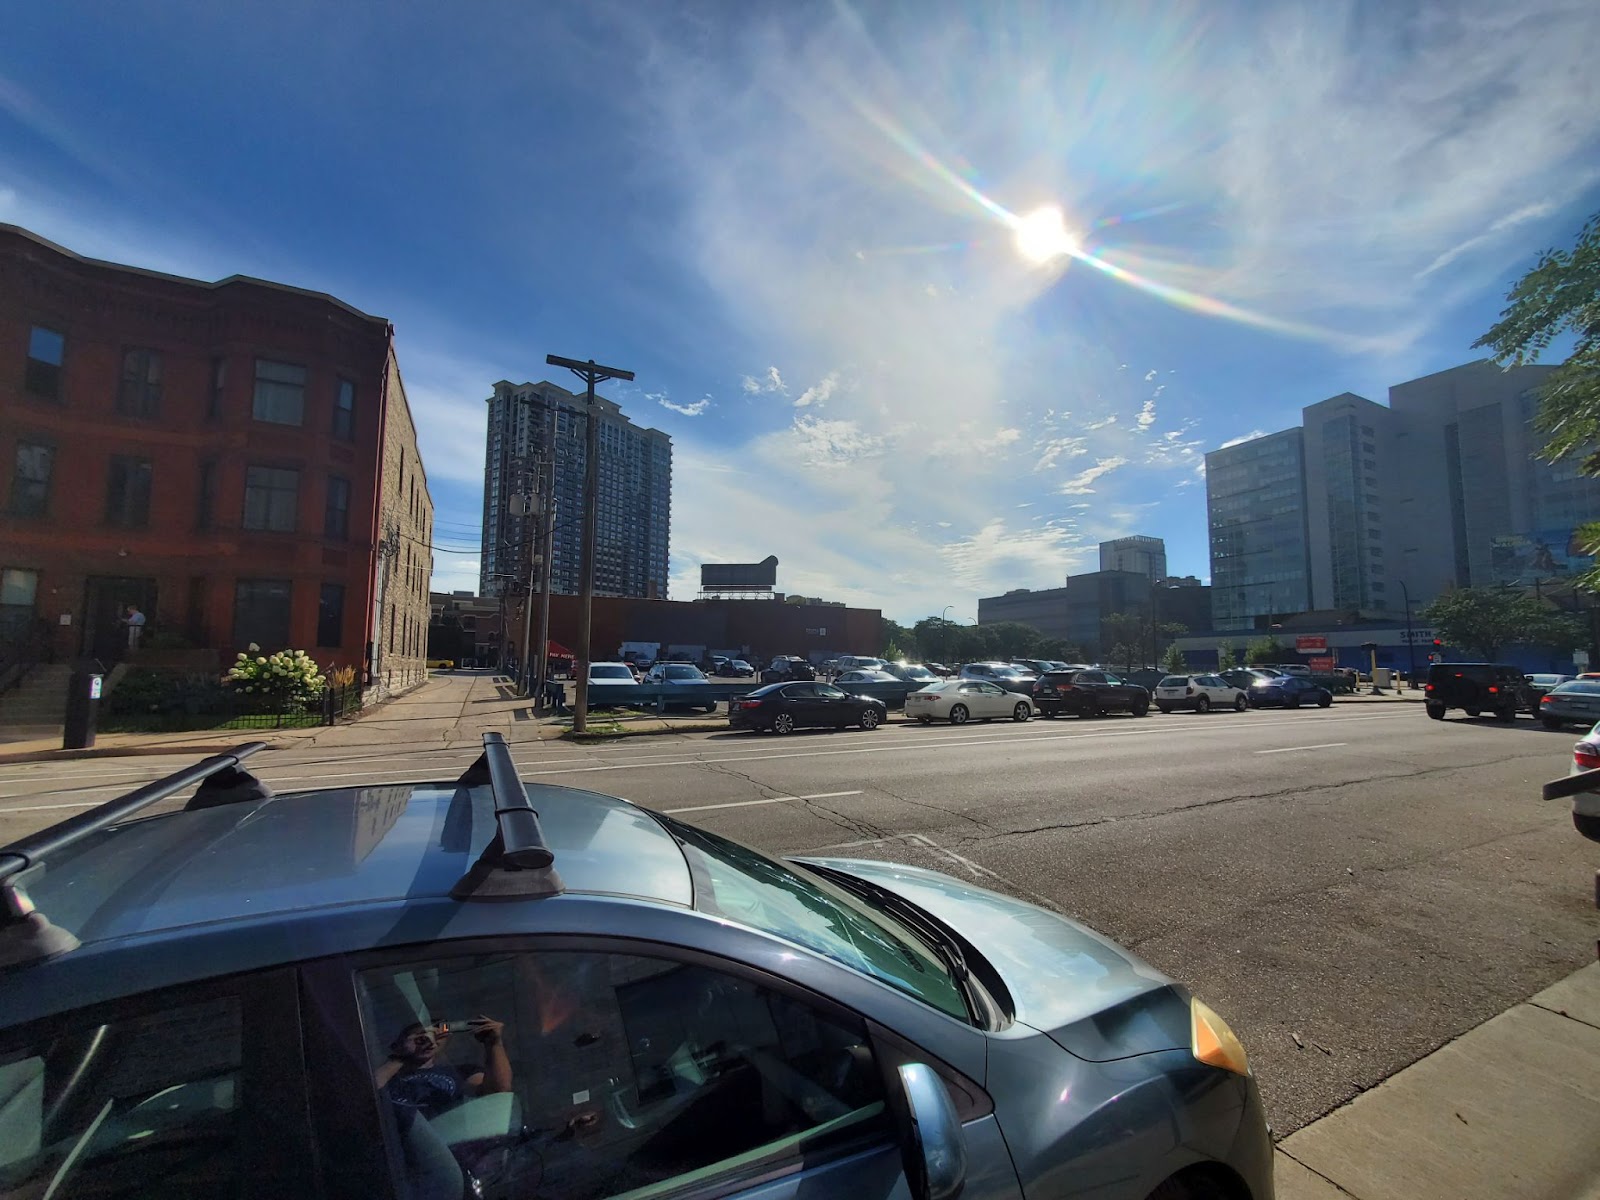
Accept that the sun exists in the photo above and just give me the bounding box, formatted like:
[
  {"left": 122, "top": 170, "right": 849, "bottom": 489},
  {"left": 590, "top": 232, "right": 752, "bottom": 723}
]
[{"left": 1013, "top": 205, "right": 1081, "bottom": 264}]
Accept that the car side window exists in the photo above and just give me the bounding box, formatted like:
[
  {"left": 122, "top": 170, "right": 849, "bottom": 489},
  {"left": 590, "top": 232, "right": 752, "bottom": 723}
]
[
  {"left": 782, "top": 683, "right": 816, "bottom": 699},
  {"left": 980, "top": 683, "right": 1004, "bottom": 695},
  {"left": 816, "top": 684, "right": 847, "bottom": 700},
  {"left": 0, "top": 994, "right": 244, "bottom": 1199},
  {"left": 355, "top": 951, "right": 891, "bottom": 1200},
  {"left": 958, "top": 683, "right": 981, "bottom": 693},
  {"left": 1077, "top": 671, "right": 1105, "bottom": 684}
]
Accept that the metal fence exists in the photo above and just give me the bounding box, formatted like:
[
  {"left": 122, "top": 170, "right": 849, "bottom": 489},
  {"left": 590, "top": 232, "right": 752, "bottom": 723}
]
[{"left": 102, "top": 682, "right": 365, "bottom": 732}]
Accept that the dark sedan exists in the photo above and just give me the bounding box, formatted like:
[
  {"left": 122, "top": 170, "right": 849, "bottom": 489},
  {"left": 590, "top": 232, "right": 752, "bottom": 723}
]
[
  {"left": 1538, "top": 680, "right": 1600, "bottom": 729},
  {"left": 730, "top": 680, "right": 887, "bottom": 734},
  {"left": 1248, "top": 675, "right": 1333, "bottom": 709},
  {"left": 1032, "top": 668, "right": 1150, "bottom": 718}
]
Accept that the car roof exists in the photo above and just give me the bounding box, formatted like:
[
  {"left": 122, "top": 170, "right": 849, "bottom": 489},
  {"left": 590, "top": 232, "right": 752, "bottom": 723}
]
[{"left": 14, "top": 781, "right": 692, "bottom": 954}]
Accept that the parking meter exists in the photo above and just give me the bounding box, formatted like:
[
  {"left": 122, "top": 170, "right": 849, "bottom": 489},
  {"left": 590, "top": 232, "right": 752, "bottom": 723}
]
[{"left": 63, "top": 661, "right": 104, "bottom": 750}]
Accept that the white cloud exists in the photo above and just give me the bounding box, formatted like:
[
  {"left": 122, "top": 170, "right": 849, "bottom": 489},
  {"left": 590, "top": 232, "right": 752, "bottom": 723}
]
[
  {"left": 1417, "top": 199, "right": 1560, "bottom": 278},
  {"left": 741, "top": 366, "right": 788, "bottom": 395},
  {"left": 1219, "top": 429, "right": 1268, "bottom": 449},
  {"left": 1143, "top": 369, "right": 1158, "bottom": 381},
  {"left": 1136, "top": 399, "right": 1157, "bottom": 431},
  {"left": 1033, "top": 436, "right": 1089, "bottom": 472},
  {"left": 656, "top": 394, "right": 712, "bottom": 416},
  {"left": 793, "top": 371, "right": 839, "bottom": 408},
  {"left": 1087, "top": 415, "right": 1118, "bottom": 430},
  {"left": 789, "top": 415, "right": 886, "bottom": 467},
  {"left": 1059, "top": 456, "right": 1128, "bottom": 495}
]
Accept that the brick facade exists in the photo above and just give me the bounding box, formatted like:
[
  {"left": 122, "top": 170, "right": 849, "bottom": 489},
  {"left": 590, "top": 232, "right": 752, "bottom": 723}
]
[
  {"left": 369, "top": 351, "right": 432, "bottom": 698},
  {"left": 0, "top": 224, "right": 431, "bottom": 692}
]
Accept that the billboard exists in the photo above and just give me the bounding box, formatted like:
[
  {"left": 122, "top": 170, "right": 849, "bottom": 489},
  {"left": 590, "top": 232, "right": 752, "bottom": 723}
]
[
  {"left": 701, "top": 556, "right": 779, "bottom": 591},
  {"left": 1295, "top": 635, "right": 1328, "bottom": 652},
  {"left": 1490, "top": 527, "right": 1594, "bottom": 586}
]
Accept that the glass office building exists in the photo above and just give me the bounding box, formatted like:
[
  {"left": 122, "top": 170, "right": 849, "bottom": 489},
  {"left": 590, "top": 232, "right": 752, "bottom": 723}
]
[{"left": 1206, "top": 429, "right": 1312, "bottom": 630}]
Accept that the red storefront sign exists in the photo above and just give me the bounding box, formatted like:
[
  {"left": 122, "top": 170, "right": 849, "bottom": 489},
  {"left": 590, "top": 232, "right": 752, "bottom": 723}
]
[
  {"left": 1295, "top": 635, "right": 1328, "bottom": 653},
  {"left": 1309, "top": 656, "right": 1336, "bottom": 672}
]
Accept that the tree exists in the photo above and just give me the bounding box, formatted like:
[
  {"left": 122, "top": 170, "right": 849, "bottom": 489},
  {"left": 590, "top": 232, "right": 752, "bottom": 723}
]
[
  {"left": 1216, "top": 642, "right": 1238, "bottom": 671},
  {"left": 883, "top": 640, "right": 905, "bottom": 663},
  {"left": 1161, "top": 642, "right": 1187, "bottom": 674},
  {"left": 1422, "top": 587, "right": 1582, "bottom": 659},
  {"left": 1475, "top": 210, "right": 1600, "bottom": 586},
  {"left": 1101, "top": 612, "right": 1146, "bottom": 667},
  {"left": 1107, "top": 643, "right": 1139, "bottom": 674},
  {"left": 1246, "top": 636, "right": 1284, "bottom": 666},
  {"left": 880, "top": 617, "right": 916, "bottom": 660}
]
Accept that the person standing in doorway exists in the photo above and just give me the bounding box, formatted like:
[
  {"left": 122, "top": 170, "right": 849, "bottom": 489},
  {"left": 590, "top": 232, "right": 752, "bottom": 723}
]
[{"left": 121, "top": 603, "right": 146, "bottom": 652}]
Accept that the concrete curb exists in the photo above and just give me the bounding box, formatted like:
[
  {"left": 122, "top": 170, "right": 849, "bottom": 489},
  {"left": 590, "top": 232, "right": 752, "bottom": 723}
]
[{"left": 0, "top": 738, "right": 302, "bottom": 764}]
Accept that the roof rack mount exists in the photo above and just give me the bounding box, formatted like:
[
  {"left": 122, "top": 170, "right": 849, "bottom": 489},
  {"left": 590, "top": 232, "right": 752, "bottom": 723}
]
[
  {"left": 450, "top": 732, "right": 563, "bottom": 901},
  {"left": 0, "top": 741, "right": 271, "bottom": 969}
]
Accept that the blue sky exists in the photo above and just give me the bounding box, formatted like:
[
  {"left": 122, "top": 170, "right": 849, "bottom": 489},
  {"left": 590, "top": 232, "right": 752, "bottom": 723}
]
[{"left": 4, "top": 1, "right": 1598, "bottom": 623}]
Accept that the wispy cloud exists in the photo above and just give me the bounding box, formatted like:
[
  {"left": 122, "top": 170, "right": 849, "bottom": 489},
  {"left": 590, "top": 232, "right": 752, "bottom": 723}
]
[
  {"left": 793, "top": 371, "right": 838, "bottom": 408},
  {"left": 1059, "top": 457, "right": 1128, "bottom": 495},
  {"left": 741, "top": 366, "right": 787, "bottom": 395},
  {"left": 1219, "top": 429, "right": 1268, "bottom": 450},
  {"left": 656, "top": 395, "right": 712, "bottom": 416},
  {"left": 1136, "top": 399, "right": 1157, "bottom": 431},
  {"left": 1417, "top": 199, "right": 1561, "bottom": 278}
]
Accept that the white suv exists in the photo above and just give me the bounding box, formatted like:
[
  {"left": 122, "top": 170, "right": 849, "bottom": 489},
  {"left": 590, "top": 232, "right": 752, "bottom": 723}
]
[{"left": 1154, "top": 673, "right": 1248, "bottom": 714}]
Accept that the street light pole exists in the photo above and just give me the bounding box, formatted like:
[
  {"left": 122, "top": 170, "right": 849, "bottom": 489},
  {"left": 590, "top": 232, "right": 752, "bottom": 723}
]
[
  {"left": 941, "top": 605, "right": 953, "bottom": 666},
  {"left": 1400, "top": 579, "right": 1416, "bottom": 687},
  {"left": 547, "top": 355, "right": 634, "bottom": 735}
]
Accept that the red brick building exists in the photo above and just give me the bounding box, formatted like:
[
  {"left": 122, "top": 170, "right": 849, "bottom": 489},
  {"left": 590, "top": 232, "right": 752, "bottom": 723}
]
[{"left": 0, "top": 225, "right": 433, "bottom": 693}]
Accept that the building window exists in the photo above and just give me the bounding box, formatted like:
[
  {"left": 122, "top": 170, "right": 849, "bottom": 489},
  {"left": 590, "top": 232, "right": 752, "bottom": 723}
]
[
  {"left": 324, "top": 475, "right": 350, "bottom": 539},
  {"left": 242, "top": 466, "right": 299, "bottom": 532},
  {"left": 25, "top": 326, "right": 64, "bottom": 399},
  {"left": 252, "top": 359, "right": 306, "bottom": 425},
  {"left": 333, "top": 378, "right": 355, "bottom": 440},
  {"left": 196, "top": 460, "right": 217, "bottom": 530},
  {"left": 9, "top": 442, "right": 54, "bottom": 516},
  {"left": 317, "top": 582, "right": 345, "bottom": 647},
  {"left": 233, "top": 579, "right": 292, "bottom": 649},
  {"left": 1, "top": 567, "right": 39, "bottom": 637},
  {"left": 209, "top": 356, "right": 227, "bottom": 418},
  {"left": 118, "top": 347, "right": 163, "bottom": 416},
  {"left": 105, "top": 455, "right": 153, "bottom": 527}
]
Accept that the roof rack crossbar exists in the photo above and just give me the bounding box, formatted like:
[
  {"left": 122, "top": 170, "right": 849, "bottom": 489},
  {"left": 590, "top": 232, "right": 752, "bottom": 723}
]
[
  {"left": 0, "top": 742, "right": 269, "bottom": 884},
  {"left": 449, "top": 733, "right": 560, "bottom": 900},
  {"left": 1543, "top": 769, "right": 1600, "bottom": 803}
]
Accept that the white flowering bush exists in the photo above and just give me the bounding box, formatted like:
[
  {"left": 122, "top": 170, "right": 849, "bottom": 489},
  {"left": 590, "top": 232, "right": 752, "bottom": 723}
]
[{"left": 226, "top": 644, "right": 326, "bottom": 705}]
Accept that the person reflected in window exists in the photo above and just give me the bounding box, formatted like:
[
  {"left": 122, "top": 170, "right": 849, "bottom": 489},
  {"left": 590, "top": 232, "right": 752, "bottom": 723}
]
[{"left": 376, "top": 1017, "right": 511, "bottom": 1120}]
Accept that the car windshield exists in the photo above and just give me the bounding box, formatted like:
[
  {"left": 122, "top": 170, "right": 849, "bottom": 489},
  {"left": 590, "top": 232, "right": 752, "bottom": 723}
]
[
  {"left": 664, "top": 665, "right": 705, "bottom": 680},
  {"left": 590, "top": 665, "right": 633, "bottom": 679},
  {"left": 1553, "top": 682, "right": 1600, "bottom": 695},
  {"left": 662, "top": 818, "right": 969, "bottom": 1021}
]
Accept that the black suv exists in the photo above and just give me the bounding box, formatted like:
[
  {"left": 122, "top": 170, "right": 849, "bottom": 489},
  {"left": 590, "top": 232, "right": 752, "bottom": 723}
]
[
  {"left": 761, "top": 655, "right": 816, "bottom": 683},
  {"left": 1033, "top": 668, "right": 1151, "bottom": 718},
  {"left": 1425, "top": 663, "right": 1532, "bottom": 722}
]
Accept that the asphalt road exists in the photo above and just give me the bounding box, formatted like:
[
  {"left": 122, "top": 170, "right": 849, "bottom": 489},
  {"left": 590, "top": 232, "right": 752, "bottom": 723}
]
[{"left": 1, "top": 702, "right": 1593, "bottom": 1137}]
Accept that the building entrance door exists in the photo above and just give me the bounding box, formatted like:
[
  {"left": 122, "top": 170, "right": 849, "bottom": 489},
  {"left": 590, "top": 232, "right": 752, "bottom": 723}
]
[{"left": 82, "top": 576, "right": 158, "bottom": 664}]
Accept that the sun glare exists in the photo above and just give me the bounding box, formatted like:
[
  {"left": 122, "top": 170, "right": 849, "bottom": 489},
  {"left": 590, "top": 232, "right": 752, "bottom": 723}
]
[{"left": 1014, "top": 206, "right": 1080, "bottom": 264}]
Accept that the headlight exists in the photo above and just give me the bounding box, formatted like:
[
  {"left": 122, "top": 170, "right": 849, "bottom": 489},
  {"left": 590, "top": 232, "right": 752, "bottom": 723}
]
[{"left": 1190, "top": 998, "right": 1250, "bottom": 1076}]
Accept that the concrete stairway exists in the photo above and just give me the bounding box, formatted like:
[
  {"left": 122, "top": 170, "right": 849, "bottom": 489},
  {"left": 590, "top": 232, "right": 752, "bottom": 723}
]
[{"left": 0, "top": 663, "right": 72, "bottom": 738}]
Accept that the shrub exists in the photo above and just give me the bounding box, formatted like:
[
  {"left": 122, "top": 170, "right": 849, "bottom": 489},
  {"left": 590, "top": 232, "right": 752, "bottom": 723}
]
[
  {"left": 226, "top": 644, "right": 326, "bottom": 704},
  {"left": 106, "top": 669, "right": 230, "bottom": 716}
]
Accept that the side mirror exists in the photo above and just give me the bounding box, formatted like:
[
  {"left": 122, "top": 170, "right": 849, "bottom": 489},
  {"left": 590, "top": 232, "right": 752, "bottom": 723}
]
[{"left": 896, "top": 1062, "right": 967, "bottom": 1200}]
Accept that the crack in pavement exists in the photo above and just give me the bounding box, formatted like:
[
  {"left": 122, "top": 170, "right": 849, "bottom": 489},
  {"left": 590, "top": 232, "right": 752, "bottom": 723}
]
[
  {"left": 869, "top": 781, "right": 999, "bottom": 834},
  {"left": 696, "top": 760, "right": 891, "bottom": 843}
]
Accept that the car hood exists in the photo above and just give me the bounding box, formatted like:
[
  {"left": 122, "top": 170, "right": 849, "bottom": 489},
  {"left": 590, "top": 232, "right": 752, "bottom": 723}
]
[{"left": 795, "top": 857, "right": 1191, "bottom": 1061}]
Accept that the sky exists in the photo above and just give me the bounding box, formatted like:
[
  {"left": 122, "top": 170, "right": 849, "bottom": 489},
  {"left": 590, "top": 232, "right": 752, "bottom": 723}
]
[{"left": 4, "top": 1, "right": 1598, "bottom": 623}]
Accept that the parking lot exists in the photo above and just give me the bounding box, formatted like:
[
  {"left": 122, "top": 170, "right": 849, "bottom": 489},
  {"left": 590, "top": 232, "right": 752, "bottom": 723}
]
[{"left": 0, "top": 678, "right": 1591, "bottom": 1141}]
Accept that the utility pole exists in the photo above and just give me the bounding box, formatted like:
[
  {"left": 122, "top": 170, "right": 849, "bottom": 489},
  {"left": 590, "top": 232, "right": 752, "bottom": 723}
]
[
  {"left": 533, "top": 435, "right": 557, "bottom": 709},
  {"left": 1399, "top": 579, "right": 1416, "bottom": 686},
  {"left": 520, "top": 461, "right": 538, "bottom": 699},
  {"left": 546, "top": 354, "right": 634, "bottom": 734}
]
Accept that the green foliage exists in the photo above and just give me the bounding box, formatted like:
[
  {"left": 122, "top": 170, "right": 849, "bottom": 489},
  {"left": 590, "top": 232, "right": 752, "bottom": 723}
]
[
  {"left": 1216, "top": 642, "right": 1238, "bottom": 672},
  {"left": 883, "top": 640, "right": 904, "bottom": 663},
  {"left": 1422, "top": 587, "right": 1583, "bottom": 659},
  {"left": 105, "top": 669, "right": 229, "bottom": 717},
  {"left": 1036, "top": 637, "right": 1087, "bottom": 663},
  {"left": 1106, "top": 642, "right": 1138, "bottom": 673},
  {"left": 1161, "top": 642, "right": 1187, "bottom": 674},
  {"left": 227, "top": 645, "right": 327, "bottom": 703},
  {"left": 880, "top": 618, "right": 915, "bottom": 660},
  {"left": 1246, "top": 636, "right": 1283, "bottom": 666}
]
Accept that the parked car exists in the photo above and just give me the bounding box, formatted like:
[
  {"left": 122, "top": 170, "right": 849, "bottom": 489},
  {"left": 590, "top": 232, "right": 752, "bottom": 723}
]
[
  {"left": 923, "top": 661, "right": 955, "bottom": 677},
  {"left": 1220, "top": 668, "right": 1280, "bottom": 693},
  {"left": 1271, "top": 663, "right": 1312, "bottom": 677},
  {"left": 959, "top": 662, "right": 1038, "bottom": 689},
  {"left": 1031, "top": 668, "right": 1151, "bottom": 718},
  {"left": 1153, "top": 674, "right": 1249, "bottom": 714},
  {"left": 1564, "top": 721, "right": 1600, "bottom": 841},
  {"left": 835, "top": 668, "right": 900, "bottom": 683},
  {"left": 586, "top": 661, "right": 640, "bottom": 699},
  {"left": 885, "top": 661, "right": 941, "bottom": 684},
  {"left": 0, "top": 738, "right": 1272, "bottom": 1200},
  {"left": 1526, "top": 672, "right": 1575, "bottom": 712},
  {"left": 1538, "top": 680, "right": 1600, "bottom": 730},
  {"left": 1009, "top": 658, "right": 1060, "bottom": 676},
  {"left": 1424, "top": 662, "right": 1531, "bottom": 722},
  {"left": 1247, "top": 675, "right": 1333, "bottom": 709},
  {"left": 730, "top": 680, "right": 886, "bottom": 734},
  {"left": 644, "top": 661, "right": 719, "bottom": 712},
  {"left": 906, "top": 679, "right": 1034, "bottom": 725},
  {"left": 834, "top": 655, "right": 889, "bottom": 674},
  {"left": 712, "top": 658, "right": 753, "bottom": 677},
  {"left": 761, "top": 655, "right": 817, "bottom": 683}
]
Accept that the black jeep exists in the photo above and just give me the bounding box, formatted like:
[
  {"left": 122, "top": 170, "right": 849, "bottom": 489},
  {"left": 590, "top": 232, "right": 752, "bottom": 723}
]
[{"left": 1424, "top": 662, "right": 1532, "bottom": 722}]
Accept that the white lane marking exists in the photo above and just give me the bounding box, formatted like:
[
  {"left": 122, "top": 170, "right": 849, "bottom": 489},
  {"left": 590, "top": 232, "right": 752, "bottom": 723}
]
[
  {"left": 663, "top": 790, "right": 864, "bottom": 815},
  {"left": 0, "top": 800, "right": 108, "bottom": 814},
  {"left": 1254, "top": 742, "right": 1348, "bottom": 755}
]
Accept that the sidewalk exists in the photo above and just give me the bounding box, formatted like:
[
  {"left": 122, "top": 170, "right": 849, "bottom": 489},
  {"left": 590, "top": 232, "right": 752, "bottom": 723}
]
[{"left": 1275, "top": 960, "right": 1600, "bottom": 1200}]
